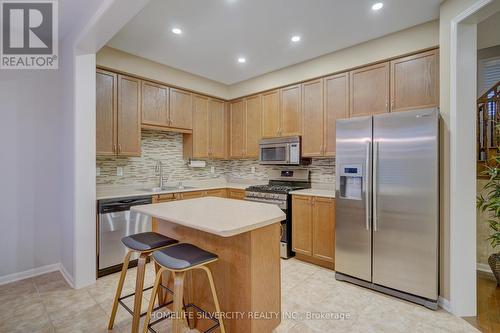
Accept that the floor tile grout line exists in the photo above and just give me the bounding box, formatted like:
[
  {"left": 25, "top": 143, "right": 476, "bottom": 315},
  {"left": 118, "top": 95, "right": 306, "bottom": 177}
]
[{"left": 32, "top": 277, "right": 57, "bottom": 332}]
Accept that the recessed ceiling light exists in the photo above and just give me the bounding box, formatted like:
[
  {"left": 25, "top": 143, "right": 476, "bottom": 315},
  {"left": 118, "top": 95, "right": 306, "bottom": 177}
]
[
  {"left": 238, "top": 57, "right": 246, "bottom": 63},
  {"left": 172, "top": 28, "right": 182, "bottom": 35},
  {"left": 291, "top": 35, "right": 301, "bottom": 43},
  {"left": 372, "top": 2, "right": 384, "bottom": 11}
]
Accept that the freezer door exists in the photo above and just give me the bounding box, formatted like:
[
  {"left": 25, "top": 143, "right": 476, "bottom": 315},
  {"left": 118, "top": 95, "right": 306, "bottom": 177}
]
[
  {"left": 372, "top": 108, "right": 439, "bottom": 300},
  {"left": 335, "top": 116, "right": 372, "bottom": 282}
]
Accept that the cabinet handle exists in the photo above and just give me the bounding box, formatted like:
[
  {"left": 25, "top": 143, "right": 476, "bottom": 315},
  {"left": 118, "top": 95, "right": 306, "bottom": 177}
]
[
  {"left": 118, "top": 144, "right": 122, "bottom": 153},
  {"left": 385, "top": 101, "right": 389, "bottom": 112},
  {"left": 320, "top": 144, "right": 323, "bottom": 155},
  {"left": 391, "top": 98, "right": 394, "bottom": 110},
  {"left": 113, "top": 144, "right": 117, "bottom": 153}
]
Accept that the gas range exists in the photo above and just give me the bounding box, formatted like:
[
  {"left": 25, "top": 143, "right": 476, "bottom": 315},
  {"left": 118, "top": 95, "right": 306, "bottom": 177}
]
[
  {"left": 245, "top": 184, "right": 307, "bottom": 209},
  {"left": 244, "top": 169, "right": 310, "bottom": 259}
]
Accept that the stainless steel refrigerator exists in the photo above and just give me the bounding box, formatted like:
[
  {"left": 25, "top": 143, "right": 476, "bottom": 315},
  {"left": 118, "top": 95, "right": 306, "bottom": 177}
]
[{"left": 335, "top": 108, "right": 439, "bottom": 310}]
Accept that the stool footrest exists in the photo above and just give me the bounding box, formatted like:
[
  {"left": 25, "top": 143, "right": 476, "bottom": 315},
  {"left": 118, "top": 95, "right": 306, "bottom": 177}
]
[{"left": 118, "top": 284, "right": 173, "bottom": 319}]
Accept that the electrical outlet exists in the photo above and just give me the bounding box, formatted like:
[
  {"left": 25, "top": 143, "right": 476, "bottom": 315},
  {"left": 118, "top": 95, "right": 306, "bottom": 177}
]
[
  {"left": 117, "top": 167, "right": 123, "bottom": 176},
  {"left": 211, "top": 166, "right": 215, "bottom": 174},
  {"left": 251, "top": 166, "right": 256, "bottom": 174},
  {"left": 96, "top": 167, "right": 101, "bottom": 176}
]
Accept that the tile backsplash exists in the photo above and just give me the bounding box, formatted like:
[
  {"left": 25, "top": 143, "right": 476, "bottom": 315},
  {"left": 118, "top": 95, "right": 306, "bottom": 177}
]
[{"left": 96, "top": 130, "right": 335, "bottom": 186}]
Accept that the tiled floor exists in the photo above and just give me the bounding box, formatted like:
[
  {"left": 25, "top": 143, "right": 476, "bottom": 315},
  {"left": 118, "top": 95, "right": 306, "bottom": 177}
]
[{"left": 0, "top": 259, "right": 479, "bottom": 333}]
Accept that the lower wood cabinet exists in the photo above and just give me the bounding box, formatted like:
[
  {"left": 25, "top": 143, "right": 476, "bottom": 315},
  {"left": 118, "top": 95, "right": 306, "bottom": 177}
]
[
  {"left": 227, "top": 189, "right": 245, "bottom": 200},
  {"left": 206, "top": 188, "right": 227, "bottom": 197},
  {"left": 292, "top": 195, "right": 335, "bottom": 269}
]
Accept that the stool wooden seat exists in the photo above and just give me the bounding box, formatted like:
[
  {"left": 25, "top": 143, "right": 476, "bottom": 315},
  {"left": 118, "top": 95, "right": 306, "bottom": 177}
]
[
  {"left": 108, "top": 232, "right": 178, "bottom": 333},
  {"left": 143, "top": 243, "right": 226, "bottom": 333}
]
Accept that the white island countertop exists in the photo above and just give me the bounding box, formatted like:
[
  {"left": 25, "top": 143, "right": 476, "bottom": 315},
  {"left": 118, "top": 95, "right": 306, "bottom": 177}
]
[{"left": 132, "top": 197, "right": 286, "bottom": 237}]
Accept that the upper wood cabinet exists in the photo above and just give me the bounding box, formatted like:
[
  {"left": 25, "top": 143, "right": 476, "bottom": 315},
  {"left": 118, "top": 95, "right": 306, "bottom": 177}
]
[
  {"left": 169, "top": 88, "right": 193, "bottom": 130},
  {"left": 229, "top": 99, "right": 246, "bottom": 158},
  {"left": 350, "top": 62, "right": 390, "bottom": 117},
  {"left": 190, "top": 94, "right": 210, "bottom": 158},
  {"left": 245, "top": 95, "right": 262, "bottom": 158},
  {"left": 96, "top": 69, "right": 117, "bottom": 156},
  {"left": 229, "top": 96, "right": 262, "bottom": 159},
  {"left": 117, "top": 75, "right": 142, "bottom": 156},
  {"left": 96, "top": 69, "right": 141, "bottom": 157},
  {"left": 280, "top": 84, "right": 302, "bottom": 136},
  {"left": 390, "top": 49, "right": 439, "bottom": 112},
  {"left": 208, "top": 99, "right": 226, "bottom": 159},
  {"left": 141, "top": 81, "right": 169, "bottom": 127},
  {"left": 324, "top": 73, "right": 349, "bottom": 156},
  {"left": 262, "top": 90, "right": 280, "bottom": 137},
  {"left": 302, "top": 79, "right": 324, "bottom": 157}
]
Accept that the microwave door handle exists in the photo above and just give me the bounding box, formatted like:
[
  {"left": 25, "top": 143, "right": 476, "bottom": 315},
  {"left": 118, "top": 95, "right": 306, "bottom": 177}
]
[{"left": 285, "top": 144, "right": 290, "bottom": 163}]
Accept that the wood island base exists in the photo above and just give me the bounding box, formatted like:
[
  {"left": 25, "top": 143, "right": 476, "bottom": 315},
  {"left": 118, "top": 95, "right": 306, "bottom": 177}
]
[{"left": 155, "top": 220, "right": 281, "bottom": 333}]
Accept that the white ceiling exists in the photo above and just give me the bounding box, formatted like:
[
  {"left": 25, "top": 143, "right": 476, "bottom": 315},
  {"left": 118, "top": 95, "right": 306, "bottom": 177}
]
[{"left": 107, "top": 0, "right": 442, "bottom": 85}]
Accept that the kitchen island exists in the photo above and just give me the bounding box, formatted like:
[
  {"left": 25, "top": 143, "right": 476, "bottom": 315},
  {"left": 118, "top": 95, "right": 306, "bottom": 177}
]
[{"left": 132, "top": 197, "right": 285, "bottom": 333}]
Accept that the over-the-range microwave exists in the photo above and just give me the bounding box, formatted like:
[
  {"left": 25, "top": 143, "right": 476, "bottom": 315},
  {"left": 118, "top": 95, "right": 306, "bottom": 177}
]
[{"left": 259, "top": 136, "right": 309, "bottom": 165}]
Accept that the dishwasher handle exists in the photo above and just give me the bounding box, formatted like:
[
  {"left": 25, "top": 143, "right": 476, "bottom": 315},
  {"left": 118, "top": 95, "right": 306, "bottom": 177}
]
[{"left": 98, "top": 196, "right": 152, "bottom": 214}]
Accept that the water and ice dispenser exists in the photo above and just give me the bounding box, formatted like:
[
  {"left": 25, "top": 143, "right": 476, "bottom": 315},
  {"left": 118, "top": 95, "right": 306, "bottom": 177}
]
[{"left": 339, "top": 164, "right": 363, "bottom": 200}]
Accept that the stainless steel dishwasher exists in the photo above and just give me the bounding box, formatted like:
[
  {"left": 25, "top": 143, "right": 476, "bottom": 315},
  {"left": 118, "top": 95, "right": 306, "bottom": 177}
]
[{"left": 97, "top": 196, "right": 152, "bottom": 277}]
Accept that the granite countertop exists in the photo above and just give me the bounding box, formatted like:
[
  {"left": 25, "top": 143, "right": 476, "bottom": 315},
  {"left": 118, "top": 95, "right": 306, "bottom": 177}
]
[
  {"left": 96, "top": 179, "right": 266, "bottom": 200},
  {"left": 132, "top": 197, "right": 286, "bottom": 237},
  {"left": 290, "top": 188, "right": 336, "bottom": 198}
]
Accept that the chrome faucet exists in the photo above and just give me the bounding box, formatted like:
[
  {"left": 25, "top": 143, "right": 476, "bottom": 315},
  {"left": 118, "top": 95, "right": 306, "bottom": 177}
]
[{"left": 155, "top": 161, "right": 164, "bottom": 188}]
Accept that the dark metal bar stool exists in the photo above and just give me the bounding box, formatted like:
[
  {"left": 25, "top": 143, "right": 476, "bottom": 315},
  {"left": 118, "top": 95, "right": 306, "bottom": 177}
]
[
  {"left": 108, "top": 232, "right": 178, "bottom": 333},
  {"left": 143, "top": 243, "right": 226, "bottom": 333}
]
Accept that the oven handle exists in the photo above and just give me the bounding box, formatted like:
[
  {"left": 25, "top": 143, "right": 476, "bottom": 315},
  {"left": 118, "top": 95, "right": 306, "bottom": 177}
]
[{"left": 244, "top": 197, "right": 286, "bottom": 207}]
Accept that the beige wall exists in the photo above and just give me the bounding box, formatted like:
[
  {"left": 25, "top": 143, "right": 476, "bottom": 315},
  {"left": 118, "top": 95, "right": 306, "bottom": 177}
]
[
  {"left": 478, "top": 10, "right": 500, "bottom": 49},
  {"left": 96, "top": 47, "right": 230, "bottom": 99},
  {"left": 228, "top": 20, "right": 439, "bottom": 99}
]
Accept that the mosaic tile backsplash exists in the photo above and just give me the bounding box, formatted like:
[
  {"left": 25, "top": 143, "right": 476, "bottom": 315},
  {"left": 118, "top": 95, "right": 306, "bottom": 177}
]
[{"left": 96, "top": 130, "right": 335, "bottom": 186}]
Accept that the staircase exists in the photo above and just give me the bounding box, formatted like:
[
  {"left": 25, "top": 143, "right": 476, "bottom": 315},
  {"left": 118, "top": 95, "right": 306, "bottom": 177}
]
[{"left": 477, "top": 80, "right": 500, "bottom": 178}]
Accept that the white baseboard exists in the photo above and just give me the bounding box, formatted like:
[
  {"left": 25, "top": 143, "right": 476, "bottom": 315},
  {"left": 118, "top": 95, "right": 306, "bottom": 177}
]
[
  {"left": 438, "top": 296, "right": 452, "bottom": 312},
  {"left": 59, "top": 263, "right": 75, "bottom": 288},
  {"left": 477, "top": 263, "right": 492, "bottom": 274},
  {"left": 0, "top": 263, "right": 61, "bottom": 286}
]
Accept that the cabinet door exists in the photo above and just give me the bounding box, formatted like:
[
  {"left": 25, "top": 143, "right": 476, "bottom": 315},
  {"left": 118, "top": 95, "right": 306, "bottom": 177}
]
[
  {"left": 292, "top": 195, "right": 313, "bottom": 256},
  {"left": 280, "top": 84, "right": 302, "bottom": 136},
  {"left": 117, "top": 75, "right": 141, "bottom": 156},
  {"left": 302, "top": 79, "right": 324, "bottom": 157},
  {"left": 262, "top": 90, "right": 280, "bottom": 137},
  {"left": 96, "top": 69, "right": 117, "bottom": 156},
  {"left": 206, "top": 189, "right": 227, "bottom": 198},
  {"left": 229, "top": 100, "right": 246, "bottom": 158},
  {"left": 228, "top": 189, "right": 245, "bottom": 200},
  {"left": 245, "top": 95, "right": 262, "bottom": 158},
  {"left": 209, "top": 99, "right": 226, "bottom": 159},
  {"left": 192, "top": 95, "right": 210, "bottom": 158},
  {"left": 350, "top": 62, "right": 389, "bottom": 117},
  {"left": 169, "top": 88, "right": 193, "bottom": 130},
  {"left": 141, "top": 81, "right": 169, "bottom": 127},
  {"left": 178, "top": 191, "right": 206, "bottom": 200},
  {"left": 324, "top": 73, "right": 349, "bottom": 156},
  {"left": 312, "top": 197, "right": 335, "bottom": 263},
  {"left": 390, "top": 49, "right": 439, "bottom": 112}
]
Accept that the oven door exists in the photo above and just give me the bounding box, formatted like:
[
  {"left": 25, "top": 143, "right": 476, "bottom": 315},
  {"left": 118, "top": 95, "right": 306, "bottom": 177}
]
[{"left": 259, "top": 143, "right": 290, "bottom": 165}]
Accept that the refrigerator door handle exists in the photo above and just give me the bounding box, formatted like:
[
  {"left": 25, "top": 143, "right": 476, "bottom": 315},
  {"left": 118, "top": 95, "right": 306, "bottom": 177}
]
[
  {"left": 365, "top": 141, "right": 371, "bottom": 231},
  {"left": 373, "top": 141, "right": 379, "bottom": 231}
]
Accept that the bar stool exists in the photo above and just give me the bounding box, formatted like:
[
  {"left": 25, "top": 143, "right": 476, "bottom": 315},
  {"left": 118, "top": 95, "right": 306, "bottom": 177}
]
[
  {"left": 143, "top": 243, "right": 226, "bottom": 333},
  {"left": 108, "top": 232, "right": 178, "bottom": 333}
]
